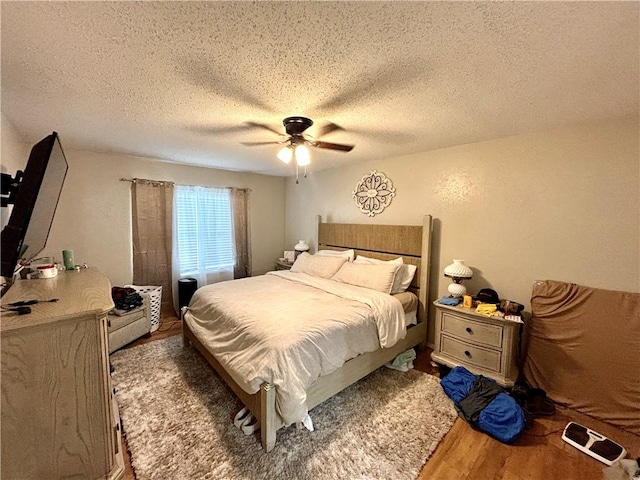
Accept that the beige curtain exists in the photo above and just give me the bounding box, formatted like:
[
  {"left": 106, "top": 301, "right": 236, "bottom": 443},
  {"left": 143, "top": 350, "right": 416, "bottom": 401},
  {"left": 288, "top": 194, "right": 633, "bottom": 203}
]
[
  {"left": 131, "top": 179, "right": 175, "bottom": 315},
  {"left": 231, "top": 188, "right": 251, "bottom": 278}
]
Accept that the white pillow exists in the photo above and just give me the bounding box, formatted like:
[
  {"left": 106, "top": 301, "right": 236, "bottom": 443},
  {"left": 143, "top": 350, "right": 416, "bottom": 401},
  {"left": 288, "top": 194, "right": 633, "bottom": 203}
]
[
  {"left": 290, "top": 252, "right": 347, "bottom": 278},
  {"left": 331, "top": 261, "right": 401, "bottom": 294},
  {"left": 354, "top": 255, "right": 417, "bottom": 293},
  {"left": 316, "top": 249, "right": 355, "bottom": 261},
  {"left": 395, "top": 264, "right": 417, "bottom": 293},
  {"left": 354, "top": 255, "right": 403, "bottom": 267}
]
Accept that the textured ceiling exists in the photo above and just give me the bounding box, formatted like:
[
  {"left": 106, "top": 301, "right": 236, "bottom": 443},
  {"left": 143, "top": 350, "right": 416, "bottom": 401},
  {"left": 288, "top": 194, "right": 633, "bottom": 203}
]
[{"left": 2, "top": 2, "right": 638, "bottom": 177}]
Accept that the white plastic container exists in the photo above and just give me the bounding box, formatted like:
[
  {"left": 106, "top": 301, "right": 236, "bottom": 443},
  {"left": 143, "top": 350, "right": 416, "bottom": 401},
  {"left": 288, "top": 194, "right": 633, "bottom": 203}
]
[{"left": 125, "top": 285, "right": 162, "bottom": 332}]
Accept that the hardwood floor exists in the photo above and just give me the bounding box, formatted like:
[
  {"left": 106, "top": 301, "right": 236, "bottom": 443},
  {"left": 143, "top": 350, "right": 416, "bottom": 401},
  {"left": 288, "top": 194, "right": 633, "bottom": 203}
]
[
  {"left": 419, "top": 399, "right": 639, "bottom": 480},
  {"left": 117, "top": 316, "right": 639, "bottom": 479}
]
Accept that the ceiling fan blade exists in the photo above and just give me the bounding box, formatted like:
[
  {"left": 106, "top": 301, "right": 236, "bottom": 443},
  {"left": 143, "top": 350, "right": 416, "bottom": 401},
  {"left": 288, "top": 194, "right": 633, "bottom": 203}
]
[
  {"left": 312, "top": 141, "right": 354, "bottom": 152},
  {"left": 244, "top": 121, "right": 283, "bottom": 135},
  {"left": 316, "top": 122, "right": 344, "bottom": 138},
  {"left": 241, "top": 141, "right": 283, "bottom": 146}
]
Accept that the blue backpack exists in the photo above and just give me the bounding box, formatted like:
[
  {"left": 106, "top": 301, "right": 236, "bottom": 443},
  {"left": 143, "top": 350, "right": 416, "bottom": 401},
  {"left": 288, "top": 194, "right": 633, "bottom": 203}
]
[{"left": 440, "top": 366, "right": 526, "bottom": 444}]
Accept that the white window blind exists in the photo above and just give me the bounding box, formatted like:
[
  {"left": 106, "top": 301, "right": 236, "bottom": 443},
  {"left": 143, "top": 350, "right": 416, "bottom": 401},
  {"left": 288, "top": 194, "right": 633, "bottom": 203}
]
[{"left": 175, "top": 185, "right": 234, "bottom": 276}]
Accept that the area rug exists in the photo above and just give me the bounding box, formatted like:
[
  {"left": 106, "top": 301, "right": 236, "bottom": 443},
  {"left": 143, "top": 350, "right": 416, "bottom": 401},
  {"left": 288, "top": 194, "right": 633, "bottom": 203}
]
[{"left": 110, "top": 336, "right": 457, "bottom": 480}]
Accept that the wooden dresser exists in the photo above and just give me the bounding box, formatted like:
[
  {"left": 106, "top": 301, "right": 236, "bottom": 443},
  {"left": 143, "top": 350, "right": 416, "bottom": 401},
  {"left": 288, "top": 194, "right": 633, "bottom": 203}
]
[
  {"left": 1, "top": 268, "right": 124, "bottom": 479},
  {"left": 431, "top": 301, "right": 521, "bottom": 387}
]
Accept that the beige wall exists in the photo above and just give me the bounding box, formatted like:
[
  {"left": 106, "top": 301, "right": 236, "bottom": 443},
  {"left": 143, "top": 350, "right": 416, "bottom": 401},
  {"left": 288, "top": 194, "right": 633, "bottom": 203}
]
[
  {"left": 44, "top": 149, "right": 285, "bottom": 286},
  {"left": 4, "top": 113, "right": 638, "bottom": 343},
  {"left": 0, "top": 113, "right": 28, "bottom": 174},
  {"left": 1, "top": 113, "right": 30, "bottom": 228},
  {"left": 0, "top": 117, "right": 285, "bottom": 287},
  {"left": 285, "top": 116, "right": 640, "bottom": 342}
]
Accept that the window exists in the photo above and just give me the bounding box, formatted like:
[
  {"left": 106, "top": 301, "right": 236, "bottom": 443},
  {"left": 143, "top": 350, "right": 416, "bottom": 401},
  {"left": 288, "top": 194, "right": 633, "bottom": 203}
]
[{"left": 174, "top": 185, "right": 234, "bottom": 276}]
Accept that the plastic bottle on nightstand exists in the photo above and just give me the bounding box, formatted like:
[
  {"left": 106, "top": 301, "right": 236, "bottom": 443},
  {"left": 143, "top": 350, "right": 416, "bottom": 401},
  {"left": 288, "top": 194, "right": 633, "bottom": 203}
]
[{"left": 294, "top": 240, "right": 310, "bottom": 260}]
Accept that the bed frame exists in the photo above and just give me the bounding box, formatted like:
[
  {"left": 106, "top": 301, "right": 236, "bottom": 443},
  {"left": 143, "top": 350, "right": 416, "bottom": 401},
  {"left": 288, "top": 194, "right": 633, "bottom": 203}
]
[{"left": 182, "top": 214, "right": 433, "bottom": 452}]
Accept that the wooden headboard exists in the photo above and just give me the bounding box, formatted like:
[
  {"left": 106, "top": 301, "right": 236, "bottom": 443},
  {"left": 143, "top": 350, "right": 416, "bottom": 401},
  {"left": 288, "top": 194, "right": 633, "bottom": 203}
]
[{"left": 316, "top": 215, "right": 433, "bottom": 324}]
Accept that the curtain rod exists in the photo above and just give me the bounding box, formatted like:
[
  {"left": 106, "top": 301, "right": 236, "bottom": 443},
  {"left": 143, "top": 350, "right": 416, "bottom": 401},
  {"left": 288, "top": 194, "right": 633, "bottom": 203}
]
[
  {"left": 119, "top": 178, "right": 251, "bottom": 191},
  {"left": 119, "top": 177, "right": 171, "bottom": 186}
]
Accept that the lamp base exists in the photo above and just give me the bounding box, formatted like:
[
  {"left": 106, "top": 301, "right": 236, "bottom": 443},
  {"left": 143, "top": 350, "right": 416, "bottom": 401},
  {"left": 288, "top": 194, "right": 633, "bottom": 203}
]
[{"left": 447, "top": 282, "right": 467, "bottom": 298}]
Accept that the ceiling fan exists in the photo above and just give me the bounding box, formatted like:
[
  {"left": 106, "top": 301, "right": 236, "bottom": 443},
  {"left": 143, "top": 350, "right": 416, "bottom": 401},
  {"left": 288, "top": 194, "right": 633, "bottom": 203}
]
[{"left": 241, "top": 116, "right": 354, "bottom": 182}]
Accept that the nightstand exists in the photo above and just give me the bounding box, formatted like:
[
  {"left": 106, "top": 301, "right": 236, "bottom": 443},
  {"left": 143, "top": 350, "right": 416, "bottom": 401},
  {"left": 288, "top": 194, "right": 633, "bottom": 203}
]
[
  {"left": 431, "top": 301, "right": 521, "bottom": 387},
  {"left": 275, "top": 260, "right": 293, "bottom": 270}
]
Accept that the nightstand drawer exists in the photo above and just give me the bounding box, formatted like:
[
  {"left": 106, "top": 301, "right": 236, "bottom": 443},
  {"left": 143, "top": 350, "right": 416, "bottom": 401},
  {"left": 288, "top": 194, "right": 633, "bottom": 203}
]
[
  {"left": 441, "top": 335, "right": 502, "bottom": 372},
  {"left": 441, "top": 312, "right": 503, "bottom": 348}
]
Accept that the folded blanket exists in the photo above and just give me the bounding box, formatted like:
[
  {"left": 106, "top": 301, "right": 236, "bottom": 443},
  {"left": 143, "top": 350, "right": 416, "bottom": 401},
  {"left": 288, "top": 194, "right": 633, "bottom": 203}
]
[{"left": 438, "top": 296, "right": 460, "bottom": 306}]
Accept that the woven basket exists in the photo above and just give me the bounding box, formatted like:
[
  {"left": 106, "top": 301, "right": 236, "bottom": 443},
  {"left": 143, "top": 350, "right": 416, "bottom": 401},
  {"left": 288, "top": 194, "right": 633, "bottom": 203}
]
[{"left": 125, "top": 285, "right": 162, "bottom": 332}]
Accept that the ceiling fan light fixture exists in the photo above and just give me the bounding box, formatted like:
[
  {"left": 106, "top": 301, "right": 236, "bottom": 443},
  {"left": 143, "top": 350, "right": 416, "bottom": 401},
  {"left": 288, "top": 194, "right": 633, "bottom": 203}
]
[
  {"left": 294, "top": 144, "right": 311, "bottom": 166},
  {"left": 241, "top": 116, "right": 353, "bottom": 174},
  {"left": 277, "top": 146, "right": 293, "bottom": 164}
]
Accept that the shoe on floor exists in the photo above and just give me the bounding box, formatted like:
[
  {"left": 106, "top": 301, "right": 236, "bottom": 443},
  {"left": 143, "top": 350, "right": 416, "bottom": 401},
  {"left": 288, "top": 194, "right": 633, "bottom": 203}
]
[
  {"left": 510, "top": 382, "right": 555, "bottom": 417},
  {"left": 233, "top": 407, "right": 251, "bottom": 428},
  {"left": 525, "top": 388, "right": 556, "bottom": 417},
  {"left": 241, "top": 415, "right": 260, "bottom": 435}
]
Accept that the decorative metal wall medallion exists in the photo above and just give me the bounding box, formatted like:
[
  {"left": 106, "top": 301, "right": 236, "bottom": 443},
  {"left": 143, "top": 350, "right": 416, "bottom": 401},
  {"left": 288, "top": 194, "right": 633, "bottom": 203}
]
[{"left": 352, "top": 170, "right": 396, "bottom": 217}]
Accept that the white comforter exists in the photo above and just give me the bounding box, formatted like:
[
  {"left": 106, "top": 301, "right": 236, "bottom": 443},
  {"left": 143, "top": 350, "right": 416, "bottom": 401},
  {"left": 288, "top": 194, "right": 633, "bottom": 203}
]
[{"left": 184, "top": 270, "right": 406, "bottom": 426}]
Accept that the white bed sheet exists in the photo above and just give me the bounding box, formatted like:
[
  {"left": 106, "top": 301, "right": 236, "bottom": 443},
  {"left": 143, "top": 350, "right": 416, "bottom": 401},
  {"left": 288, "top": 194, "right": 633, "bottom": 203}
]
[
  {"left": 405, "top": 310, "right": 417, "bottom": 326},
  {"left": 183, "top": 270, "right": 406, "bottom": 426}
]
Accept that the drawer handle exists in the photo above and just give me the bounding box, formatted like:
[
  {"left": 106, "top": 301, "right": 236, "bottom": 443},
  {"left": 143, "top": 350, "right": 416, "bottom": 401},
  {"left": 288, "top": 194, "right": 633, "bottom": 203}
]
[
  {"left": 464, "top": 350, "right": 472, "bottom": 357},
  {"left": 465, "top": 327, "right": 473, "bottom": 334}
]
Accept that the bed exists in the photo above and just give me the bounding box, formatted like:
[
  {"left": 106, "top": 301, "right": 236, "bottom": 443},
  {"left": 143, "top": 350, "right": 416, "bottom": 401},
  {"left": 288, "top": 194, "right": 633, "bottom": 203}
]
[{"left": 182, "top": 214, "right": 433, "bottom": 451}]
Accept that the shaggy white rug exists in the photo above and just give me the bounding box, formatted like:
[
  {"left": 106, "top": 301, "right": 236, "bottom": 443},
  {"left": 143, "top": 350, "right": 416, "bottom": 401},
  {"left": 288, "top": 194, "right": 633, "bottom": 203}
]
[{"left": 110, "top": 336, "right": 457, "bottom": 480}]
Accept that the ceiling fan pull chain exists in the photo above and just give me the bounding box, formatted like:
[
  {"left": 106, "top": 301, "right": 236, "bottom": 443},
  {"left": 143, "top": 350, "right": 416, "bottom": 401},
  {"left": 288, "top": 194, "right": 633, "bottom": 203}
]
[{"left": 296, "top": 163, "right": 300, "bottom": 184}]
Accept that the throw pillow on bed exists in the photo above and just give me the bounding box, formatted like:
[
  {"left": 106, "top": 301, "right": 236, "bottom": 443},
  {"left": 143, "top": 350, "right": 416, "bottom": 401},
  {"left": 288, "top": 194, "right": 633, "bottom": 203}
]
[
  {"left": 331, "top": 261, "right": 402, "bottom": 294},
  {"left": 290, "top": 252, "right": 348, "bottom": 278},
  {"left": 353, "top": 255, "right": 417, "bottom": 294},
  {"left": 315, "top": 249, "right": 355, "bottom": 261}
]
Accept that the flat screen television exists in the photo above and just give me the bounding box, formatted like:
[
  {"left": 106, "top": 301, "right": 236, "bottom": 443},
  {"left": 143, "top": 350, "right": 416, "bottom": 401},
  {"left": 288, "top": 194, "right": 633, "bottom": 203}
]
[{"left": 1, "top": 132, "right": 68, "bottom": 289}]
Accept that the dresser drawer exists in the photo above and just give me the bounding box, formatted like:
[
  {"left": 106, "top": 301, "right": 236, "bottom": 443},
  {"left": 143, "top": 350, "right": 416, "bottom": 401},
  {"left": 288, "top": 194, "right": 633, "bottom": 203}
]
[
  {"left": 440, "top": 335, "right": 502, "bottom": 372},
  {"left": 441, "top": 312, "right": 503, "bottom": 348}
]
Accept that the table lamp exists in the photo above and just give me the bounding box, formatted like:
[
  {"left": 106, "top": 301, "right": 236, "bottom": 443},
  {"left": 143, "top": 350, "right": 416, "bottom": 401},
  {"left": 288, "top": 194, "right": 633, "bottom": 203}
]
[{"left": 443, "top": 259, "right": 473, "bottom": 297}]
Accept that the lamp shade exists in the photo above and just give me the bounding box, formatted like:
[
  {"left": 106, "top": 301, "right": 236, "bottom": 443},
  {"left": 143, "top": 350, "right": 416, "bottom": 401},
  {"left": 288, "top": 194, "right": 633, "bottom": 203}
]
[
  {"left": 277, "top": 146, "right": 293, "bottom": 164},
  {"left": 443, "top": 259, "right": 473, "bottom": 279},
  {"left": 294, "top": 145, "right": 311, "bottom": 166}
]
